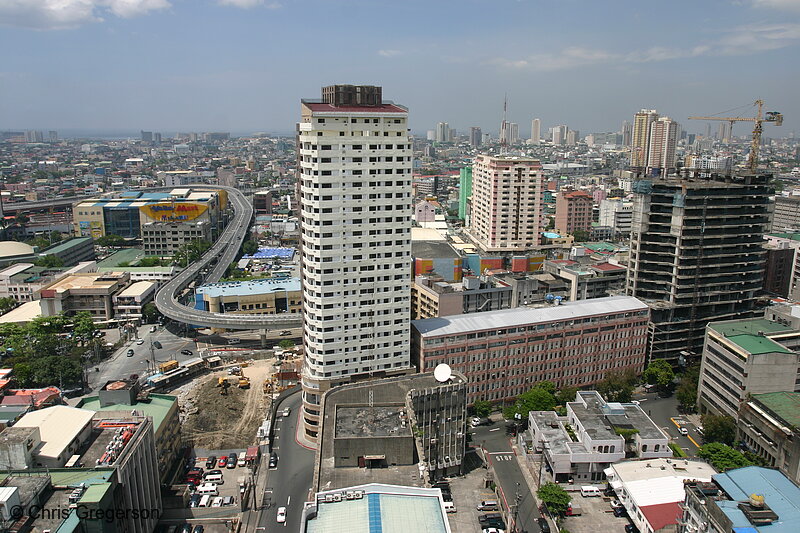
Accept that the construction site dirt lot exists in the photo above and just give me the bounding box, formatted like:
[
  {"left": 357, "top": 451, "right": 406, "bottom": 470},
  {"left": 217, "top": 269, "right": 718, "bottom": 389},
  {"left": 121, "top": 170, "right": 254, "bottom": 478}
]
[{"left": 178, "top": 359, "right": 275, "bottom": 449}]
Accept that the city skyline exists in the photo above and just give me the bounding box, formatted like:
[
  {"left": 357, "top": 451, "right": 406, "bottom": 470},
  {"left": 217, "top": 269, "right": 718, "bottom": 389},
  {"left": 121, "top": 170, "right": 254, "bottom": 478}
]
[{"left": 1, "top": 1, "right": 799, "bottom": 135}]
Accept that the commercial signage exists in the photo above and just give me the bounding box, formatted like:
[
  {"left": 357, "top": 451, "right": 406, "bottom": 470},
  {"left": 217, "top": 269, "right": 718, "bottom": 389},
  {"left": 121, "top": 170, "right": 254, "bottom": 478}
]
[{"left": 140, "top": 202, "right": 208, "bottom": 222}]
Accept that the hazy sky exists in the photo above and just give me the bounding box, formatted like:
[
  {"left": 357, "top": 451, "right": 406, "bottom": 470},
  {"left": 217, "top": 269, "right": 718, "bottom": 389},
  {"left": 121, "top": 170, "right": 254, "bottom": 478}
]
[{"left": 1, "top": 0, "right": 799, "bottom": 137}]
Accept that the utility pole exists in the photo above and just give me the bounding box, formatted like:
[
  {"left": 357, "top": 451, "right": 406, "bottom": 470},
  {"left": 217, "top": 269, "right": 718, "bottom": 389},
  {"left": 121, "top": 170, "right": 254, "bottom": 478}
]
[{"left": 513, "top": 481, "right": 522, "bottom": 533}]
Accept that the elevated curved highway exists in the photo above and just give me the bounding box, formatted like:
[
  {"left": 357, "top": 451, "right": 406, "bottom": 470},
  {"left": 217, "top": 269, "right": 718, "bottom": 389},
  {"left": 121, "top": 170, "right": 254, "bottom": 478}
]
[{"left": 154, "top": 184, "right": 303, "bottom": 330}]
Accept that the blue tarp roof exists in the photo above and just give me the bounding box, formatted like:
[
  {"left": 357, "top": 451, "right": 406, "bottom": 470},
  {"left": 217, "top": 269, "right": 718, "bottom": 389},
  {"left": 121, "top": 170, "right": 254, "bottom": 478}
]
[
  {"left": 242, "top": 247, "right": 295, "bottom": 260},
  {"left": 713, "top": 467, "right": 800, "bottom": 533}
]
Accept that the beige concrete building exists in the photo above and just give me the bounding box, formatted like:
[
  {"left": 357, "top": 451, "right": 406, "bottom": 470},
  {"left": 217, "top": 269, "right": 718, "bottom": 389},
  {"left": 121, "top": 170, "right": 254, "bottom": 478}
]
[
  {"left": 7, "top": 405, "right": 95, "bottom": 468},
  {"left": 195, "top": 277, "right": 302, "bottom": 315},
  {"left": 467, "top": 154, "right": 544, "bottom": 252},
  {"left": 112, "top": 280, "right": 156, "bottom": 321},
  {"left": 39, "top": 271, "right": 130, "bottom": 320}
]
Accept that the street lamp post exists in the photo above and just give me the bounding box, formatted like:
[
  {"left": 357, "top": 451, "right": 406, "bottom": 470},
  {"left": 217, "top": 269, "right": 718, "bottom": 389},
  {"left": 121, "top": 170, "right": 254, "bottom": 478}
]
[{"left": 513, "top": 482, "right": 522, "bottom": 533}]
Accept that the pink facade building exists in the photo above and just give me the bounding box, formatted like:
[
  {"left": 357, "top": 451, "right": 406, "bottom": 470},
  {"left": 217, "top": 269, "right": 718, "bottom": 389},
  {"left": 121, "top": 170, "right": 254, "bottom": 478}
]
[
  {"left": 411, "top": 295, "right": 650, "bottom": 404},
  {"left": 467, "top": 155, "right": 544, "bottom": 252},
  {"left": 555, "top": 190, "right": 593, "bottom": 236}
]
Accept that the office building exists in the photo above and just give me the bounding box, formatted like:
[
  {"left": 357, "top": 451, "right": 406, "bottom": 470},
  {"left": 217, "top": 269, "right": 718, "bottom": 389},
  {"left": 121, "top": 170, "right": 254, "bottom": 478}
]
[
  {"left": 763, "top": 243, "right": 795, "bottom": 297},
  {"left": 141, "top": 220, "right": 212, "bottom": 256},
  {"left": 551, "top": 124, "right": 567, "bottom": 145},
  {"left": 411, "top": 274, "right": 514, "bottom": 319},
  {"left": 542, "top": 260, "right": 627, "bottom": 301},
  {"left": 626, "top": 172, "right": 772, "bottom": 364},
  {"left": 466, "top": 154, "right": 544, "bottom": 252},
  {"left": 681, "top": 467, "right": 800, "bottom": 533},
  {"left": 194, "top": 277, "right": 302, "bottom": 316},
  {"left": 412, "top": 295, "right": 649, "bottom": 403},
  {"left": 566, "top": 129, "right": 578, "bottom": 146},
  {"left": 530, "top": 391, "right": 670, "bottom": 483},
  {"left": 622, "top": 120, "right": 632, "bottom": 147},
  {"left": 605, "top": 458, "right": 716, "bottom": 533},
  {"left": 646, "top": 116, "right": 679, "bottom": 175},
  {"left": 630, "top": 109, "right": 658, "bottom": 168},
  {"left": 531, "top": 118, "right": 541, "bottom": 144},
  {"left": 458, "top": 166, "right": 472, "bottom": 221},
  {"left": 772, "top": 196, "right": 800, "bottom": 232},
  {"left": 599, "top": 199, "right": 633, "bottom": 237},
  {"left": 697, "top": 318, "right": 800, "bottom": 418},
  {"left": 39, "top": 271, "right": 131, "bottom": 321},
  {"left": 737, "top": 392, "right": 800, "bottom": 486},
  {"left": 509, "top": 122, "right": 519, "bottom": 144},
  {"left": 140, "top": 130, "right": 152, "bottom": 142},
  {"left": 555, "top": 190, "right": 593, "bottom": 236},
  {"left": 469, "top": 126, "right": 482, "bottom": 147},
  {"left": 297, "top": 85, "right": 413, "bottom": 442},
  {"left": 435, "top": 121, "right": 450, "bottom": 143}
]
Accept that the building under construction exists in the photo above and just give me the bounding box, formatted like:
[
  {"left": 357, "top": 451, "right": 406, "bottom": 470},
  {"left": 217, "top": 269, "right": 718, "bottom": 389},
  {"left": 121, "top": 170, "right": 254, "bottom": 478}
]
[{"left": 626, "top": 171, "right": 773, "bottom": 365}]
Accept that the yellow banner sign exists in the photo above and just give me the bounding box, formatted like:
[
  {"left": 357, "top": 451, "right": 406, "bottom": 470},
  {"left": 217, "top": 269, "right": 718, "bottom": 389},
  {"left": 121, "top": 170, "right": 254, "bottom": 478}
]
[{"left": 140, "top": 202, "right": 208, "bottom": 222}]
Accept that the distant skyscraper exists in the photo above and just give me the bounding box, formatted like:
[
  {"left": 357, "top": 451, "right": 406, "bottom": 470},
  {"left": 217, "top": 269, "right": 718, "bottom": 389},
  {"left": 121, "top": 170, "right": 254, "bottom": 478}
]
[
  {"left": 141, "top": 130, "right": 153, "bottom": 142},
  {"left": 153, "top": 132, "right": 162, "bottom": 144},
  {"left": 646, "top": 117, "right": 679, "bottom": 175},
  {"left": 705, "top": 123, "right": 712, "bottom": 139},
  {"left": 298, "top": 84, "right": 412, "bottom": 442},
  {"left": 630, "top": 109, "right": 658, "bottom": 168},
  {"left": 530, "top": 118, "right": 541, "bottom": 145},
  {"left": 717, "top": 122, "right": 730, "bottom": 143},
  {"left": 24, "top": 130, "right": 44, "bottom": 143},
  {"left": 467, "top": 154, "right": 544, "bottom": 252},
  {"left": 435, "top": 122, "right": 450, "bottom": 142},
  {"left": 509, "top": 123, "right": 519, "bottom": 144},
  {"left": 551, "top": 125, "right": 567, "bottom": 145},
  {"left": 426, "top": 130, "right": 435, "bottom": 141},
  {"left": 566, "top": 129, "right": 578, "bottom": 146},
  {"left": 469, "top": 127, "right": 482, "bottom": 147},
  {"left": 622, "top": 120, "right": 632, "bottom": 147},
  {"left": 48, "top": 131, "right": 58, "bottom": 143}
]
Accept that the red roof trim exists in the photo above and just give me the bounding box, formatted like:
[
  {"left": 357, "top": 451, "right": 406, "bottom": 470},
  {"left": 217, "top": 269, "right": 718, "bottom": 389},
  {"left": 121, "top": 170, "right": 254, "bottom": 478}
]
[{"left": 304, "top": 102, "right": 407, "bottom": 113}]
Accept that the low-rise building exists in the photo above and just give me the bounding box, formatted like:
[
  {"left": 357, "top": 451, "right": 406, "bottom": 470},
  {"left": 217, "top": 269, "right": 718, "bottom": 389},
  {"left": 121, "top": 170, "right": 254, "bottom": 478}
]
[
  {"left": 605, "top": 458, "right": 717, "bottom": 533},
  {"left": 112, "top": 280, "right": 156, "bottom": 321},
  {"left": 195, "top": 277, "right": 302, "bottom": 315},
  {"left": 412, "top": 295, "right": 649, "bottom": 403},
  {"left": 543, "top": 259, "right": 626, "bottom": 301},
  {"left": 38, "top": 271, "right": 130, "bottom": 321},
  {"left": 301, "top": 483, "right": 451, "bottom": 533},
  {"left": 2, "top": 405, "right": 95, "bottom": 468},
  {"left": 411, "top": 274, "right": 513, "bottom": 319},
  {"left": 681, "top": 466, "right": 800, "bottom": 533},
  {"left": 697, "top": 318, "right": 800, "bottom": 418},
  {"left": 530, "top": 391, "right": 670, "bottom": 484},
  {"left": 737, "top": 391, "right": 800, "bottom": 486},
  {"left": 141, "top": 220, "right": 212, "bottom": 257},
  {"left": 0, "top": 261, "right": 96, "bottom": 302}
]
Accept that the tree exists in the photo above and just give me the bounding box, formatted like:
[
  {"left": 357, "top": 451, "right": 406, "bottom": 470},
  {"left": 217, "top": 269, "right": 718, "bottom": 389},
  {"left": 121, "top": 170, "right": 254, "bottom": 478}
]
[
  {"left": 643, "top": 359, "right": 675, "bottom": 392},
  {"left": 138, "top": 256, "right": 164, "bottom": 267},
  {"left": 572, "top": 229, "right": 590, "bottom": 242},
  {"left": 34, "top": 255, "right": 64, "bottom": 268},
  {"left": 174, "top": 239, "right": 212, "bottom": 266},
  {"left": 242, "top": 239, "right": 258, "bottom": 256},
  {"left": 0, "top": 297, "right": 17, "bottom": 316},
  {"left": 556, "top": 386, "right": 579, "bottom": 406},
  {"left": 142, "top": 302, "right": 160, "bottom": 324},
  {"left": 537, "top": 482, "right": 571, "bottom": 516},
  {"left": 677, "top": 362, "right": 700, "bottom": 413},
  {"left": 95, "top": 234, "right": 125, "bottom": 247},
  {"left": 277, "top": 339, "right": 295, "bottom": 350},
  {"left": 698, "top": 442, "right": 753, "bottom": 472},
  {"left": 472, "top": 400, "right": 492, "bottom": 418},
  {"left": 505, "top": 385, "right": 556, "bottom": 419},
  {"left": 73, "top": 312, "right": 97, "bottom": 346},
  {"left": 49, "top": 231, "right": 63, "bottom": 244},
  {"left": 596, "top": 369, "right": 637, "bottom": 402},
  {"left": 701, "top": 414, "right": 737, "bottom": 446},
  {"left": 14, "top": 213, "right": 29, "bottom": 227}
]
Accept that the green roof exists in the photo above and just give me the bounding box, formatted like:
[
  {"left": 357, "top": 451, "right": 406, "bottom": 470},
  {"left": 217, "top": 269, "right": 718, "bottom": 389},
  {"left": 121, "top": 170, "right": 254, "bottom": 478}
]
[
  {"left": 94, "top": 248, "right": 145, "bottom": 269},
  {"left": 752, "top": 391, "right": 800, "bottom": 429},
  {"left": 77, "top": 394, "right": 176, "bottom": 433},
  {"left": 42, "top": 237, "right": 92, "bottom": 255},
  {"left": 768, "top": 233, "right": 800, "bottom": 242},
  {"left": 97, "top": 266, "right": 174, "bottom": 273},
  {"left": 709, "top": 319, "right": 794, "bottom": 356},
  {"left": 583, "top": 242, "right": 619, "bottom": 252},
  {"left": 79, "top": 482, "right": 112, "bottom": 504}
]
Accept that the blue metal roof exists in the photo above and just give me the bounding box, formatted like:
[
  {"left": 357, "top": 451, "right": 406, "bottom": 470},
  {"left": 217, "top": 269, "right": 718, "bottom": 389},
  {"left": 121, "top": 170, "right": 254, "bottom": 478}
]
[
  {"left": 713, "top": 467, "right": 800, "bottom": 533},
  {"left": 242, "top": 247, "right": 295, "bottom": 260}
]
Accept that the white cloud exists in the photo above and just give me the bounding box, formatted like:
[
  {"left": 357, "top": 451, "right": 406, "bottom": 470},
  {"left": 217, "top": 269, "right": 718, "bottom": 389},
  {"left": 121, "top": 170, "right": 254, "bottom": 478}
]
[
  {"left": 217, "top": 0, "right": 282, "bottom": 8},
  {"left": 488, "top": 23, "right": 800, "bottom": 72},
  {"left": 378, "top": 49, "right": 402, "bottom": 57},
  {"left": 751, "top": 0, "right": 800, "bottom": 12},
  {"left": 0, "top": 0, "right": 171, "bottom": 30}
]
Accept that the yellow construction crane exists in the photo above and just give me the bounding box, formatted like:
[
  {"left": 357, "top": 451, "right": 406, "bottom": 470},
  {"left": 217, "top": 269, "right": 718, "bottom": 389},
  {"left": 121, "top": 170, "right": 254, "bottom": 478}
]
[{"left": 688, "top": 99, "right": 783, "bottom": 171}]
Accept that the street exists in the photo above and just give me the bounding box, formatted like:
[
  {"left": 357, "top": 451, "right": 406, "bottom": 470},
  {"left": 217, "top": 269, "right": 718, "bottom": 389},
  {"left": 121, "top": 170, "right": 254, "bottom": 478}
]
[
  {"left": 473, "top": 420, "right": 541, "bottom": 533},
  {"left": 256, "top": 391, "right": 314, "bottom": 531}
]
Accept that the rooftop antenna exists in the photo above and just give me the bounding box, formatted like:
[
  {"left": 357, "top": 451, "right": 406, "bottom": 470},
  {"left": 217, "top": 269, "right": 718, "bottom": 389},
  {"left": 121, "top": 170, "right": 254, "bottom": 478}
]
[{"left": 500, "top": 94, "right": 508, "bottom": 155}]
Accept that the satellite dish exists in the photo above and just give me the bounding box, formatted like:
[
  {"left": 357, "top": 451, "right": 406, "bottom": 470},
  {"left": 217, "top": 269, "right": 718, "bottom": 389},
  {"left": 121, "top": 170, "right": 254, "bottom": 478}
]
[{"left": 434, "top": 363, "right": 452, "bottom": 383}]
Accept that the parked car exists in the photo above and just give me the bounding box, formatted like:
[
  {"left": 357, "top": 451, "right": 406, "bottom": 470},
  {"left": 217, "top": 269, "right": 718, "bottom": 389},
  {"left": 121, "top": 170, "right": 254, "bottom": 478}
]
[
  {"left": 223, "top": 496, "right": 234, "bottom": 506},
  {"left": 204, "top": 469, "right": 222, "bottom": 477},
  {"left": 537, "top": 517, "right": 551, "bottom": 533},
  {"left": 218, "top": 457, "right": 228, "bottom": 468},
  {"left": 471, "top": 417, "right": 481, "bottom": 427},
  {"left": 679, "top": 427, "right": 689, "bottom": 436},
  {"left": 613, "top": 506, "right": 629, "bottom": 518},
  {"left": 282, "top": 407, "right": 291, "bottom": 418},
  {"left": 625, "top": 525, "right": 639, "bottom": 533},
  {"left": 226, "top": 453, "right": 237, "bottom": 468},
  {"left": 127, "top": 349, "right": 134, "bottom": 357},
  {"left": 188, "top": 494, "right": 201, "bottom": 508},
  {"left": 205, "top": 456, "right": 217, "bottom": 469},
  {"left": 211, "top": 497, "right": 223, "bottom": 507},
  {"left": 192, "top": 526, "right": 204, "bottom": 533},
  {"left": 136, "top": 339, "right": 144, "bottom": 345},
  {"left": 269, "top": 453, "right": 278, "bottom": 468},
  {"left": 276, "top": 507, "right": 287, "bottom": 523}
]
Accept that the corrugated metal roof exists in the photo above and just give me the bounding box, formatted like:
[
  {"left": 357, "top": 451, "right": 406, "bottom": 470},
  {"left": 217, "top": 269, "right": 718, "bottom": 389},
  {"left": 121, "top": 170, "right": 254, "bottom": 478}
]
[
  {"left": 412, "top": 295, "right": 647, "bottom": 337},
  {"left": 713, "top": 467, "right": 800, "bottom": 533}
]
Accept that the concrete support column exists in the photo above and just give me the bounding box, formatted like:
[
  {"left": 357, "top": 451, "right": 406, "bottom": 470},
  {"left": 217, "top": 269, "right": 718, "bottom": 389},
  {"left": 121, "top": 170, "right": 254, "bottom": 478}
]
[{"left": 261, "top": 328, "right": 268, "bottom": 348}]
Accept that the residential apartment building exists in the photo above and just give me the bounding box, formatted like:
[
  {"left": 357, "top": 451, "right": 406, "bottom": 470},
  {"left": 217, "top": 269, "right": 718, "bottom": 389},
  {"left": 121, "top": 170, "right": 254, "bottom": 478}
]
[
  {"left": 39, "top": 271, "right": 130, "bottom": 320},
  {"left": 530, "top": 391, "right": 670, "bottom": 484},
  {"left": 646, "top": 116, "right": 678, "bottom": 174},
  {"left": 411, "top": 295, "right": 650, "bottom": 403},
  {"left": 697, "top": 318, "right": 800, "bottom": 418},
  {"left": 298, "top": 85, "right": 413, "bottom": 442},
  {"left": 680, "top": 467, "right": 800, "bottom": 533},
  {"left": 555, "top": 190, "right": 593, "bottom": 236},
  {"left": 599, "top": 199, "right": 633, "bottom": 237},
  {"left": 737, "top": 392, "right": 800, "bottom": 486},
  {"left": 467, "top": 154, "right": 544, "bottom": 252},
  {"left": 772, "top": 195, "right": 800, "bottom": 232},
  {"left": 626, "top": 173, "right": 772, "bottom": 364},
  {"left": 630, "top": 109, "right": 658, "bottom": 169}
]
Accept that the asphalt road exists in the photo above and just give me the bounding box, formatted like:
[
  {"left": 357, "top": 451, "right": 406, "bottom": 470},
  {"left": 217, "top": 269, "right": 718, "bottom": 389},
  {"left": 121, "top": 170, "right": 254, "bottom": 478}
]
[
  {"left": 473, "top": 421, "right": 541, "bottom": 533},
  {"left": 87, "top": 325, "right": 199, "bottom": 391},
  {"left": 257, "top": 392, "right": 314, "bottom": 532},
  {"left": 631, "top": 390, "right": 703, "bottom": 454}
]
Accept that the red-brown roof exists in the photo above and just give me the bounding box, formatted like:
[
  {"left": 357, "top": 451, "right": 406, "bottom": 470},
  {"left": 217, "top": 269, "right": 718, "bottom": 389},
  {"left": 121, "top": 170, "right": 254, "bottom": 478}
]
[
  {"left": 304, "top": 102, "right": 407, "bottom": 114},
  {"left": 564, "top": 190, "right": 593, "bottom": 199},
  {"left": 2, "top": 387, "right": 61, "bottom": 408},
  {"left": 641, "top": 502, "right": 683, "bottom": 531},
  {"left": 593, "top": 262, "right": 625, "bottom": 272}
]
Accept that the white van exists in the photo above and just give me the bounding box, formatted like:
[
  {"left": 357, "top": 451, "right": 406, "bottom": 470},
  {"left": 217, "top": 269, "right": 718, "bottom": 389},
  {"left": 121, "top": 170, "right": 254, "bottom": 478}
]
[
  {"left": 196, "top": 483, "right": 219, "bottom": 496},
  {"left": 443, "top": 501, "right": 457, "bottom": 513},
  {"left": 198, "top": 494, "right": 211, "bottom": 508},
  {"left": 237, "top": 451, "right": 246, "bottom": 467},
  {"left": 580, "top": 485, "right": 601, "bottom": 497},
  {"left": 204, "top": 474, "right": 224, "bottom": 485}
]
